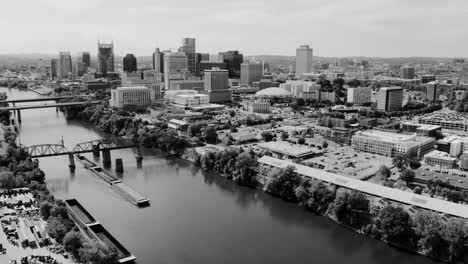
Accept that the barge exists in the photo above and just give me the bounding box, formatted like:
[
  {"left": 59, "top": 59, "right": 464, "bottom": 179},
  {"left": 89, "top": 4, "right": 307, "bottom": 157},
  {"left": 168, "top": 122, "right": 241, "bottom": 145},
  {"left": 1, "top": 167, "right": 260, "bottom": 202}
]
[
  {"left": 76, "top": 154, "right": 150, "bottom": 206},
  {"left": 65, "top": 199, "right": 136, "bottom": 263}
]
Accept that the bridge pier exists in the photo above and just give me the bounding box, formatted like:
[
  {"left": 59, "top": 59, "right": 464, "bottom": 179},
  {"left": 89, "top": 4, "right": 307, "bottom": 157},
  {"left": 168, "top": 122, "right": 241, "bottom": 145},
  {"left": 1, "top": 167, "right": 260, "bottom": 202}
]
[
  {"left": 115, "top": 158, "right": 123, "bottom": 173},
  {"left": 102, "top": 149, "right": 111, "bottom": 167},
  {"left": 68, "top": 154, "right": 76, "bottom": 171},
  {"left": 17, "top": 110, "right": 21, "bottom": 123},
  {"left": 135, "top": 146, "right": 143, "bottom": 162},
  {"left": 93, "top": 147, "right": 100, "bottom": 157}
]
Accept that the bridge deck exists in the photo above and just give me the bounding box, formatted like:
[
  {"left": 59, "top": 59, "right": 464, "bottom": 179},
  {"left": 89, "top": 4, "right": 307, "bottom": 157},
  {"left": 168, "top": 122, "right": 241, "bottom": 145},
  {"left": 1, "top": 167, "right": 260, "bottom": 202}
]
[
  {"left": 2, "top": 96, "right": 79, "bottom": 104},
  {"left": 0, "top": 101, "right": 101, "bottom": 111},
  {"left": 28, "top": 145, "right": 137, "bottom": 158}
]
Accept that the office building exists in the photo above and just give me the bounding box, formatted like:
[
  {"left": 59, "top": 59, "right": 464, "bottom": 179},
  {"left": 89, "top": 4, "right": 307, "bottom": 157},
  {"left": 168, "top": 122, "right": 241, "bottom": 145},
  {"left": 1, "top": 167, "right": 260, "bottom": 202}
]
[
  {"left": 173, "top": 93, "right": 209, "bottom": 107},
  {"left": 240, "top": 62, "right": 263, "bottom": 85},
  {"left": 295, "top": 45, "right": 313, "bottom": 78},
  {"left": 400, "top": 66, "right": 415, "bottom": 79},
  {"left": 204, "top": 68, "right": 231, "bottom": 103},
  {"left": 179, "top": 38, "right": 196, "bottom": 74},
  {"left": 209, "top": 54, "right": 224, "bottom": 62},
  {"left": 426, "top": 81, "right": 439, "bottom": 101},
  {"left": 199, "top": 62, "right": 226, "bottom": 76},
  {"left": 169, "top": 80, "right": 205, "bottom": 91},
  {"left": 50, "top": 59, "right": 58, "bottom": 79},
  {"left": 58, "top": 52, "right": 72, "bottom": 79},
  {"left": 110, "top": 87, "right": 152, "bottom": 109},
  {"left": 347, "top": 86, "right": 372, "bottom": 104},
  {"left": 98, "top": 42, "right": 115, "bottom": 77},
  {"left": 417, "top": 110, "right": 468, "bottom": 132},
  {"left": 164, "top": 52, "right": 189, "bottom": 90},
  {"left": 242, "top": 99, "right": 271, "bottom": 114},
  {"left": 351, "top": 130, "right": 434, "bottom": 157},
  {"left": 421, "top": 74, "right": 436, "bottom": 84},
  {"left": 219, "top": 51, "right": 243, "bottom": 78},
  {"left": 377, "top": 86, "right": 403, "bottom": 112},
  {"left": 122, "top": 70, "right": 163, "bottom": 100},
  {"left": 123, "top": 54, "right": 137, "bottom": 73},
  {"left": 424, "top": 150, "right": 457, "bottom": 169},
  {"left": 75, "top": 52, "right": 90, "bottom": 77},
  {"left": 152, "top": 48, "right": 165, "bottom": 73}
]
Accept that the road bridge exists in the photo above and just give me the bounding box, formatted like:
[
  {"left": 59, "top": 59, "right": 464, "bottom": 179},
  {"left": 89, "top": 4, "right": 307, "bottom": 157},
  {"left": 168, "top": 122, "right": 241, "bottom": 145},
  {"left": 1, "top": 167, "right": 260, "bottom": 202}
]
[
  {"left": 2, "top": 96, "right": 83, "bottom": 104},
  {"left": 0, "top": 101, "right": 101, "bottom": 111}
]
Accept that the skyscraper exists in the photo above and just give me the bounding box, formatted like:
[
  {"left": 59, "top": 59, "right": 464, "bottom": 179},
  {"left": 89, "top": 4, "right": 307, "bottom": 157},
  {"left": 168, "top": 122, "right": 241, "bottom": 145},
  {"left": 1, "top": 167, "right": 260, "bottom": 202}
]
[
  {"left": 219, "top": 50, "right": 243, "bottom": 78},
  {"left": 400, "top": 66, "right": 415, "bottom": 79},
  {"left": 377, "top": 86, "right": 403, "bottom": 112},
  {"left": 152, "top": 48, "right": 164, "bottom": 73},
  {"left": 123, "top": 54, "right": 137, "bottom": 72},
  {"left": 426, "top": 81, "right": 439, "bottom": 101},
  {"left": 76, "top": 52, "right": 90, "bottom": 77},
  {"left": 204, "top": 68, "right": 231, "bottom": 103},
  {"left": 164, "top": 52, "right": 188, "bottom": 90},
  {"left": 240, "top": 62, "right": 263, "bottom": 85},
  {"left": 295, "top": 45, "right": 313, "bottom": 78},
  {"left": 179, "top": 38, "right": 196, "bottom": 74},
  {"left": 58, "top": 52, "right": 72, "bottom": 79},
  {"left": 50, "top": 59, "right": 58, "bottom": 79},
  {"left": 98, "top": 42, "right": 115, "bottom": 77}
]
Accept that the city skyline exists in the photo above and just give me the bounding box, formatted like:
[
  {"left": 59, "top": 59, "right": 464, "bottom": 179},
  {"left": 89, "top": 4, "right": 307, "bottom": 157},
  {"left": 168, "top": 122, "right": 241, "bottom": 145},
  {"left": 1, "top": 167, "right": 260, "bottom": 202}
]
[{"left": 2, "top": 0, "right": 468, "bottom": 57}]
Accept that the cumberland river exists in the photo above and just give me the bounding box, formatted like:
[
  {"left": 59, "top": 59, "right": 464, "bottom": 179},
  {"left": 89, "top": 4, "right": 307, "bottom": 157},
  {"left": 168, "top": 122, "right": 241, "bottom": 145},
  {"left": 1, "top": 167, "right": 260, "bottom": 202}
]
[{"left": 1, "top": 87, "right": 437, "bottom": 264}]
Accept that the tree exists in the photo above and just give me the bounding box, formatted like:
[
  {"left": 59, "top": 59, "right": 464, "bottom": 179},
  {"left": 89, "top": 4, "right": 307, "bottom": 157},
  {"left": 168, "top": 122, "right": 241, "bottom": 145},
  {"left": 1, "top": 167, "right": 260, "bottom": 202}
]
[
  {"left": 331, "top": 189, "right": 370, "bottom": 228},
  {"left": 265, "top": 166, "right": 301, "bottom": 202},
  {"left": 376, "top": 165, "right": 392, "bottom": 180},
  {"left": 40, "top": 201, "right": 53, "bottom": 219},
  {"left": 378, "top": 206, "right": 414, "bottom": 248},
  {"left": 203, "top": 126, "right": 218, "bottom": 144},
  {"left": 187, "top": 124, "right": 202, "bottom": 137},
  {"left": 229, "top": 126, "right": 238, "bottom": 133},
  {"left": 229, "top": 110, "right": 236, "bottom": 117},
  {"left": 46, "top": 217, "right": 73, "bottom": 243},
  {"left": 444, "top": 218, "right": 468, "bottom": 262},
  {"left": 414, "top": 186, "right": 422, "bottom": 194},
  {"left": 392, "top": 155, "right": 408, "bottom": 172},
  {"left": 413, "top": 211, "right": 446, "bottom": 258},
  {"left": 261, "top": 131, "right": 274, "bottom": 142},
  {"left": 63, "top": 231, "right": 84, "bottom": 258},
  {"left": 400, "top": 169, "right": 415, "bottom": 185},
  {"left": 297, "top": 138, "right": 306, "bottom": 144},
  {"left": 322, "top": 140, "right": 328, "bottom": 149},
  {"left": 280, "top": 132, "right": 289, "bottom": 141},
  {"left": 79, "top": 240, "right": 119, "bottom": 264}
]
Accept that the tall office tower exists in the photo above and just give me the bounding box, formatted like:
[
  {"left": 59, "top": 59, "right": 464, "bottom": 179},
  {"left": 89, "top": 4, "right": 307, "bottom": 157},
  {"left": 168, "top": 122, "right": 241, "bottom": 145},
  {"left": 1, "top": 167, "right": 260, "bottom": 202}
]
[
  {"left": 195, "top": 53, "right": 209, "bottom": 76},
  {"left": 295, "top": 45, "right": 313, "bottom": 78},
  {"left": 204, "top": 68, "right": 231, "bottom": 103},
  {"left": 178, "top": 38, "right": 196, "bottom": 74},
  {"left": 77, "top": 52, "right": 91, "bottom": 68},
  {"left": 50, "top": 59, "right": 58, "bottom": 79},
  {"left": 347, "top": 86, "right": 372, "bottom": 105},
  {"left": 123, "top": 54, "right": 137, "bottom": 72},
  {"left": 152, "top": 48, "right": 165, "bottom": 73},
  {"left": 98, "top": 42, "right": 115, "bottom": 77},
  {"left": 219, "top": 51, "right": 243, "bottom": 78},
  {"left": 164, "top": 52, "right": 189, "bottom": 90},
  {"left": 58, "top": 52, "right": 72, "bottom": 79},
  {"left": 426, "top": 81, "right": 439, "bottom": 101},
  {"left": 377, "top": 86, "right": 403, "bottom": 112},
  {"left": 75, "top": 52, "right": 90, "bottom": 77},
  {"left": 240, "top": 62, "right": 263, "bottom": 85},
  {"left": 400, "top": 66, "right": 415, "bottom": 79}
]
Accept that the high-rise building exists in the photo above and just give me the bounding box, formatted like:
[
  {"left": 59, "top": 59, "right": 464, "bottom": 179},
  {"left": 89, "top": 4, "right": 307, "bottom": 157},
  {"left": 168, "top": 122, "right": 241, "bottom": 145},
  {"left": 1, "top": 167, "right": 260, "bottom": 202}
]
[
  {"left": 58, "top": 52, "right": 72, "bottom": 79},
  {"left": 110, "top": 87, "right": 152, "bottom": 109},
  {"left": 164, "top": 52, "right": 189, "bottom": 90},
  {"left": 195, "top": 53, "right": 210, "bottom": 76},
  {"left": 295, "top": 45, "right": 313, "bottom": 78},
  {"left": 98, "top": 42, "right": 115, "bottom": 77},
  {"left": 121, "top": 70, "right": 163, "bottom": 100},
  {"left": 204, "top": 68, "right": 231, "bottom": 103},
  {"left": 50, "top": 59, "right": 58, "bottom": 79},
  {"left": 377, "top": 86, "right": 403, "bottom": 112},
  {"left": 421, "top": 74, "right": 436, "bottom": 84},
  {"left": 219, "top": 50, "right": 243, "bottom": 78},
  {"left": 179, "top": 38, "right": 196, "bottom": 74},
  {"left": 199, "top": 61, "right": 226, "bottom": 76},
  {"left": 347, "top": 86, "right": 372, "bottom": 105},
  {"left": 76, "top": 52, "right": 90, "bottom": 77},
  {"left": 426, "top": 81, "right": 439, "bottom": 101},
  {"left": 400, "top": 66, "right": 415, "bottom": 79},
  {"left": 123, "top": 54, "right": 137, "bottom": 72},
  {"left": 240, "top": 62, "right": 263, "bottom": 85},
  {"left": 152, "top": 48, "right": 165, "bottom": 73}
]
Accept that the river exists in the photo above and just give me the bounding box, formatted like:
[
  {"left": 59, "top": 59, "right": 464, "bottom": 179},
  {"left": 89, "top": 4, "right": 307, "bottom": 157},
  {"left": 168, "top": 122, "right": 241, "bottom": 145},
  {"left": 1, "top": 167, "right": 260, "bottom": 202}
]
[{"left": 1, "top": 87, "right": 436, "bottom": 264}]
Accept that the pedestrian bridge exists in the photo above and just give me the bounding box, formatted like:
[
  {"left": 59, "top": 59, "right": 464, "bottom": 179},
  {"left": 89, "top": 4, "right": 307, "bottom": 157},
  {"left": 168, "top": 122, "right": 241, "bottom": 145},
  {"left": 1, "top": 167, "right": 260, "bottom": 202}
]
[{"left": 23, "top": 139, "right": 138, "bottom": 158}]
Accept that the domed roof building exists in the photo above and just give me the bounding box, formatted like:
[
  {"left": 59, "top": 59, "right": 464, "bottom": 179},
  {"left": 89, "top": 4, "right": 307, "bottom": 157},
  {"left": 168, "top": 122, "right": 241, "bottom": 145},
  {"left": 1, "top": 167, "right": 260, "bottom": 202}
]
[{"left": 255, "top": 87, "right": 292, "bottom": 98}]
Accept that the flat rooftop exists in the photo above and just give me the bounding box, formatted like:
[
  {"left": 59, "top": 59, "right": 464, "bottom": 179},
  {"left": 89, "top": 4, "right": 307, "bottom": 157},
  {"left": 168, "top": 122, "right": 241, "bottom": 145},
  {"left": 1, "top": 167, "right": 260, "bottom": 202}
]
[
  {"left": 353, "top": 130, "right": 433, "bottom": 146},
  {"left": 259, "top": 156, "right": 468, "bottom": 219},
  {"left": 258, "top": 141, "right": 314, "bottom": 158},
  {"left": 424, "top": 150, "right": 457, "bottom": 161}
]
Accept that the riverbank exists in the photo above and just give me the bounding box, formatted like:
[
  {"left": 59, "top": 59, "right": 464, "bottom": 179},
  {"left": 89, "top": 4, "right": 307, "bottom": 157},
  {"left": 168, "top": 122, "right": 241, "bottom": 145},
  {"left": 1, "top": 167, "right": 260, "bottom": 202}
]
[{"left": 63, "top": 102, "right": 468, "bottom": 263}]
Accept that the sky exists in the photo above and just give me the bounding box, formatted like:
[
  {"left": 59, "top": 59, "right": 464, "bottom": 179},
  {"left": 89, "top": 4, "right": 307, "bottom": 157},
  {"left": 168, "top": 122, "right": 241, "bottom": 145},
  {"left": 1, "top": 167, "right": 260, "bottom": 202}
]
[{"left": 1, "top": 0, "right": 468, "bottom": 57}]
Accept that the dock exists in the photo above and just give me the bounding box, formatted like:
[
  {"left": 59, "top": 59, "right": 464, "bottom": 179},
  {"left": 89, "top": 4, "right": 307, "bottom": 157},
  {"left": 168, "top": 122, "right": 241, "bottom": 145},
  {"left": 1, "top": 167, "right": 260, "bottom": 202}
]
[
  {"left": 65, "top": 199, "right": 136, "bottom": 263},
  {"left": 76, "top": 154, "right": 149, "bottom": 206}
]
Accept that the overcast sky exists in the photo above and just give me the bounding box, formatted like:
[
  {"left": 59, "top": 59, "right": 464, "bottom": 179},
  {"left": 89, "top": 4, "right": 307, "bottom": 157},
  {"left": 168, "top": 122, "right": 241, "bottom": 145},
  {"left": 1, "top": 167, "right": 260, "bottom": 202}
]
[{"left": 2, "top": 0, "right": 467, "bottom": 57}]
